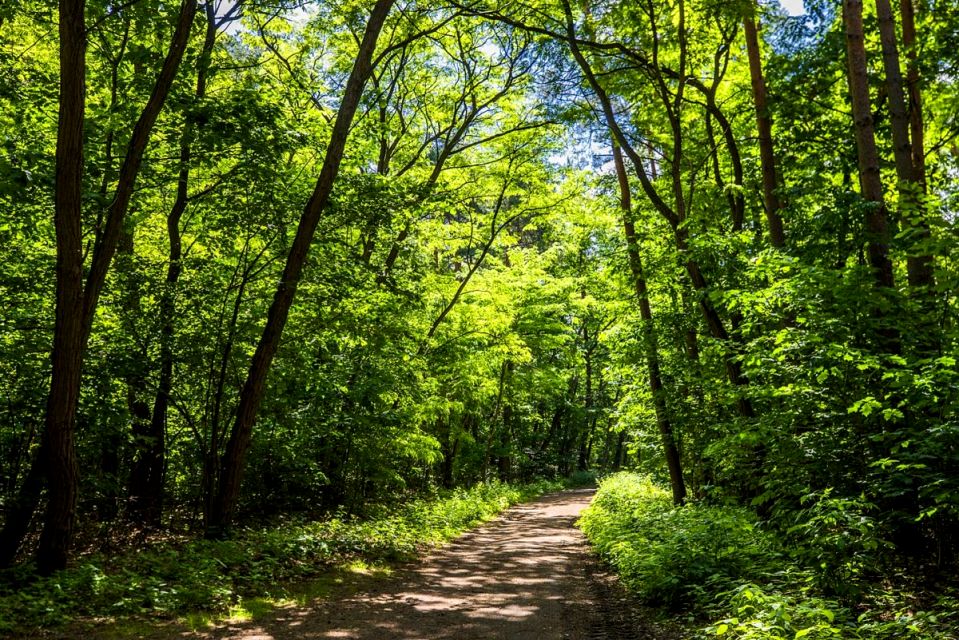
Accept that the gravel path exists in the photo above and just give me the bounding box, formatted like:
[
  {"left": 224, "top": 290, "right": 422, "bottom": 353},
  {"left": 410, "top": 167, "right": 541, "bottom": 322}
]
[{"left": 196, "top": 489, "right": 674, "bottom": 640}]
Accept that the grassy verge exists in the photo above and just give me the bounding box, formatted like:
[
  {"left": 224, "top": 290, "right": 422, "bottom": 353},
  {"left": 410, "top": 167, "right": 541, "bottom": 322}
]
[
  {"left": 577, "top": 473, "right": 959, "bottom": 640},
  {"left": 0, "top": 479, "right": 566, "bottom": 636}
]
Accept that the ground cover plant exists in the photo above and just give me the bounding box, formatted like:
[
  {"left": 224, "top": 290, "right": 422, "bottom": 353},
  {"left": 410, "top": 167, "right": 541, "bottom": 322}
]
[
  {"left": 0, "top": 480, "right": 562, "bottom": 634},
  {"left": 578, "top": 473, "right": 959, "bottom": 639}
]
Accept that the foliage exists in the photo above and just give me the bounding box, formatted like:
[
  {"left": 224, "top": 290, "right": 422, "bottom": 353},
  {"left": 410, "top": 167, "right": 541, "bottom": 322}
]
[
  {"left": 579, "top": 473, "right": 781, "bottom": 608},
  {"left": 1, "top": 0, "right": 958, "bottom": 630},
  {"left": 579, "top": 473, "right": 959, "bottom": 639}
]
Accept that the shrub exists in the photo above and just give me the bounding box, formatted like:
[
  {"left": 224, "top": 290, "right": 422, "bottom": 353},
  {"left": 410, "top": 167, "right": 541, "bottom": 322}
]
[
  {"left": 578, "top": 472, "right": 781, "bottom": 608},
  {"left": 579, "top": 473, "right": 959, "bottom": 640}
]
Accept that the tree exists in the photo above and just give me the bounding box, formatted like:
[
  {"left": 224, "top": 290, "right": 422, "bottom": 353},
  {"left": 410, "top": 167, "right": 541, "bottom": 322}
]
[{"left": 207, "top": 0, "right": 397, "bottom": 535}]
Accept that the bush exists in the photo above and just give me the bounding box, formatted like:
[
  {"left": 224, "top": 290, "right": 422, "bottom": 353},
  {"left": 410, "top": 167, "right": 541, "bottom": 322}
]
[
  {"left": 578, "top": 473, "right": 959, "bottom": 640},
  {"left": 578, "top": 472, "right": 781, "bottom": 608}
]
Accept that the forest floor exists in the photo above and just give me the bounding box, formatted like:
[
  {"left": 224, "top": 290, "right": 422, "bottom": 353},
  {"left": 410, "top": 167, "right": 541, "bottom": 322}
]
[{"left": 66, "top": 488, "right": 681, "bottom": 640}]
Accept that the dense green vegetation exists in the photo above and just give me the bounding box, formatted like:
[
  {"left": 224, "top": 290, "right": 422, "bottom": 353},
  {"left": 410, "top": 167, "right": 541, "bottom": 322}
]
[
  {"left": 1, "top": 0, "right": 958, "bottom": 633},
  {"left": 580, "top": 474, "right": 959, "bottom": 639}
]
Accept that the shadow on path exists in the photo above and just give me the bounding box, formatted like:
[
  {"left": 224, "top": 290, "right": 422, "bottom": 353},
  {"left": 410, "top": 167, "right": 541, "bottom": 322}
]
[{"left": 194, "top": 488, "right": 673, "bottom": 640}]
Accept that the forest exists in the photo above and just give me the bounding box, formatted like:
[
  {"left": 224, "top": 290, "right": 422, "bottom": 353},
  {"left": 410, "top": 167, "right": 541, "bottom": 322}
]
[{"left": 0, "top": 0, "right": 958, "bottom": 636}]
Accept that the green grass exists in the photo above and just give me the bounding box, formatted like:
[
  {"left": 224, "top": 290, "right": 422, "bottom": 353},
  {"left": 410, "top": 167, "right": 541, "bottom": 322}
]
[
  {"left": 0, "top": 479, "right": 563, "bottom": 636},
  {"left": 577, "top": 473, "right": 959, "bottom": 640}
]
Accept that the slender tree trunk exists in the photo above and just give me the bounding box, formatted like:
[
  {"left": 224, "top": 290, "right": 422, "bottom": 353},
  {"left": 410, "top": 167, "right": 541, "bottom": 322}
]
[
  {"left": 35, "top": 0, "right": 87, "bottom": 574},
  {"left": 498, "top": 403, "right": 513, "bottom": 481},
  {"left": 612, "top": 430, "right": 626, "bottom": 471},
  {"left": 705, "top": 112, "right": 743, "bottom": 232},
  {"left": 96, "top": 28, "right": 132, "bottom": 525},
  {"left": 899, "top": 0, "right": 925, "bottom": 189},
  {"left": 843, "top": 0, "right": 896, "bottom": 292},
  {"left": 875, "top": 0, "right": 915, "bottom": 188},
  {"left": 80, "top": 0, "right": 198, "bottom": 343},
  {"left": 482, "top": 360, "right": 510, "bottom": 479},
  {"left": 0, "top": 0, "right": 198, "bottom": 571},
  {"left": 612, "top": 143, "right": 686, "bottom": 505},
  {"left": 876, "top": 0, "right": 934, "bottom": 293},
  {"left": 131, "top": 1, "right": 218, "bottom": 528},
  {"left": 563, "top": 0, "right": 755, "bottom": 421},
  {"left": 0, "top": 440, "right": 47, "bottom": 567},
  {"left": 437, "top": 415, "right": 462, "bottom": 488},
  {"left": 578, "top": 327, "right": 593, "bottom": 473},
  {"left": 208, "top": 0, "right": 396, "bottom": 536},
  {"left": 743, "top": 10, "right": 786, "bottom": 247}
]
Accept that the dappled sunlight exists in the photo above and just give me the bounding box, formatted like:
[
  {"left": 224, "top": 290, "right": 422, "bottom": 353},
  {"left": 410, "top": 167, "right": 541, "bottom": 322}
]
[{"left": 199, "top": 490, "right": 605, "bottom": 639}]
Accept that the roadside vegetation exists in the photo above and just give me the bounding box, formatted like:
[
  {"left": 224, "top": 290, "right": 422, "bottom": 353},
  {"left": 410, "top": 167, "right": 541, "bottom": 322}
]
[
  {"left": 0, "top": 480, "right": 564, "bottom": 635},
  {"left": 579, "top": 474, "right": 959, "bottom": 640}
]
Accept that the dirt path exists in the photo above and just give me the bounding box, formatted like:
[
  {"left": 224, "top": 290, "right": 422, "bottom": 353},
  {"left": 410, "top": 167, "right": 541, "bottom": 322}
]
[{"left": 194, "top": 489, "right": 673, "bottom": 640}]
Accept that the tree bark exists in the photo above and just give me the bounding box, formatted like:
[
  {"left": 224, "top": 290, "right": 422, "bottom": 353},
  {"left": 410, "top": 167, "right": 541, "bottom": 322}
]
[
  {"left": 899, "top": 0, "right": 925, "bottom": 190},
  {"left": 743, "top": 10, "right": 786, "bottom": 247},
  {"left": 612, "top": 143, "right": 686, "bottom": 505},
  {"left": 35, "top": 0, "right": 87, "bottom": 574},
  {"left": 80, "top": 0, "right": 198, "bottom": 342},
  {"left": 130, "top": 1, "right": 218, "bottom": 528},
  {"left": 843, "top": 0, "right": 895, "bottom": 292},
  {"left": 876, "top": 0, "right": 934, "bottom": 291},
  {"left": 207, "top": 0, "right": 396, "bottom": 536},
  {"left": 0, "top": 0, "right": 198, "bottom": 572}
]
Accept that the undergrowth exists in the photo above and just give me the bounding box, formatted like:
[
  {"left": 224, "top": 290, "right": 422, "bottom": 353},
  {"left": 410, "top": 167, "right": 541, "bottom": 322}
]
[
  {"left": 0, "top": 479, "right": 563, "bottom": 634},
  {"left": 578, "top": 473, "right": 959, "bottom": 639}
]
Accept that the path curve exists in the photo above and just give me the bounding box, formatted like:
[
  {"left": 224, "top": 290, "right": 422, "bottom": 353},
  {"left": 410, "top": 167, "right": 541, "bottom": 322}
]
[{"left": 200, "top": 489, "right": 670, "bottom": 640}]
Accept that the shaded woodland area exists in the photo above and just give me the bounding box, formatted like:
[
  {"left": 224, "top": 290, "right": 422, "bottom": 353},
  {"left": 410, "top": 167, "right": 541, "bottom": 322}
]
[{"left": 1, "top": 0, "right": 958, "bottom": 634}]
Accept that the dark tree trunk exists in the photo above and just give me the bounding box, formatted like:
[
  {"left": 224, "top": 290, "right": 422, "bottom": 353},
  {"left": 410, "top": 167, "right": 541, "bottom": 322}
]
[
  {"left": 612, "top": 430, "right": 627, "bottom": 471},
  {"left": 876, "top": 0, "right": 934, "bottom": 282},
  {"left": 0, "top": 439, "right": 47, "bottom": 567},
  {"left": 438, "top": 417, "right": 457, "bottom": 488},
  {"left": 577, "top": 326, "right": 594, "bottom": 474},
  {"left": 843, "top": 0, "right": 896, "bottom": 293},
  {"left": 80, "top": 0, "right": 198, "bottom": 343},
  {"left": 612, "top": 143, "right": 686, "bottom": 505},
  {"left": 743, "top": 11, "right": 786, "bottom": 248},
  {"left": 208, "top": 0, "right": 396, "bottom": 536},
  {"left": 876, "top": 0, "right": 934, "bottom": 295},
  {"left": 498, "top": 403, "right": 513, "bottom": 481},
  {"left": 2, "top": 0, "right": 197, "bottom": 571},
  {"left": 131, "top": 1, "right": 217, "bottom": 528},
  {"left": 35, "top": 0, "right": 87, "bottom": 574},
  {"left": 875, "top": 0, "right": 915, "bottom": 188},
  {"left": 900, "top": 0, "right": 925, "bottom": 189}
]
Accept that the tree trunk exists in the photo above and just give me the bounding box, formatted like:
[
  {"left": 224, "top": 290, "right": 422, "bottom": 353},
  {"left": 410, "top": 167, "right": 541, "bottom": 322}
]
[
  {"left": 35, "top": 0, "right": 87, "bottom": 574},
  {"left": 207, "top": 0, "right": 396, "bottom": 536},
  {"left": 743, "top": 10, "right": 786, "bottom": 248},
  {"left": 12, "top": 0, "right": 197, "bottom": 572},
  {"left": 612, "top": 143, "right": 686, "bottom": 505},
  {"left": 80, "top": 0, "right": 198, "bottom": 343},
  {"left": 843, "top": 0, "right": 896, "bottom": 292},
  {"left": 899, "top": 0, "right": 925, "bottom": 190},
  {"left": 875, "top": 0, "right": 915, "bottom": 188},
  {"left": 131, "top": 1, "right": 218, "bottom": 528},
  {"left": 0, "top": 439, "right": 47, "bottom": 567},
  {"left": 878, "top": 0, "right": 934, "bottom": 293}
]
